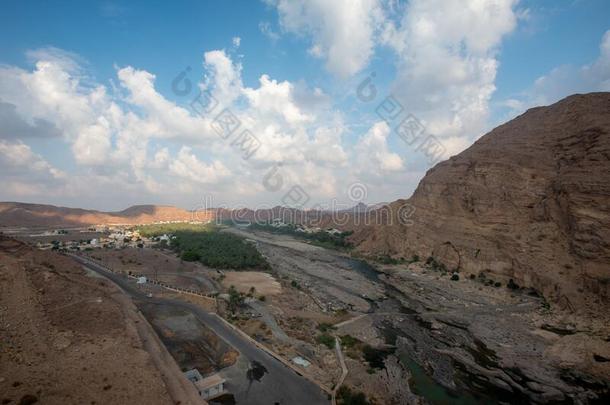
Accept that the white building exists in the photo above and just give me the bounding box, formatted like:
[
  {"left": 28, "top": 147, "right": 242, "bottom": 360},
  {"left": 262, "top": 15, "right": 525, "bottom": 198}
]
[{"left": 183, "top": 369, "right": 226, "bottom": 400}]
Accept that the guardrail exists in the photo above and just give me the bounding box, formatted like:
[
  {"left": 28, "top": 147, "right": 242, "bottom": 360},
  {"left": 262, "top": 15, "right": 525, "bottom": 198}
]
[{"left": 73, "top": 254, "right": 216, "bottom": 300}]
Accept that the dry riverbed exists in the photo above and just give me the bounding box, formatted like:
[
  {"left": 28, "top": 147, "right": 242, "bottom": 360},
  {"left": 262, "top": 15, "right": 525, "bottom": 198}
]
[{"left": 225, "top": 227, "right": 610, "bottom": 404}]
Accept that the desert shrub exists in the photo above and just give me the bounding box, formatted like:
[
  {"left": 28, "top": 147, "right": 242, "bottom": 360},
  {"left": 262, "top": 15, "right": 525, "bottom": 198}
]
[
  {"left": 426, "top": 256, "right": 447, "bottom": 272},
  {"left": 451, "top": 273, "right": 459, "bottom": 281},
  {"left": 335, "top": 308, "right": 348, "bottom": 316},
  {"left": 340, "top": 334, "right": 359, "bottom": 348},
  {"left": 227, "top": 286, "right": 244, "bottom": 314},
  {"left": 336, "top": 386, "right": 370, "bottom": 405},
  {"left": 507, "top": 279, "right": 519, "bottom": 290},
  {"left": 317, "top": 323, "right": 336, "bottom": 333},
  {"left": 469, "top": 274, "right": 476, "bottom": 280},
  {"left": 362, "top": 345, "right": 394, "bottom": 369},
  {"left": 376, "top": 255, "right": 402, "bottom": 265},
  {"left": 316, "top": 333, "right": 336, "bottom": 349},
  {"left": 291, "top": 280, "right": 301, "bottom": 289},
  {"left": 494, "top": 282, "right": 502, "bottom": 287}
]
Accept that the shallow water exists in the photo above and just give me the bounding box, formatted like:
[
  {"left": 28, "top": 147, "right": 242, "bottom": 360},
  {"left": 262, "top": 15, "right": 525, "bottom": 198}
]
[
  {"left": 399, "top": 353, "right": 492, "bottom": 405},
  {"left": 345, "top": 258, "right": 497, "bottom": 405}
]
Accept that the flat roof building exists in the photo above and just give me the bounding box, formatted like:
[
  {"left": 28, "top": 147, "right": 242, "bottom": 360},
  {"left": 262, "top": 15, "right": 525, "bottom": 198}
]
[{"left": 183, "top": 369, "right": 226, "bottom": 400}]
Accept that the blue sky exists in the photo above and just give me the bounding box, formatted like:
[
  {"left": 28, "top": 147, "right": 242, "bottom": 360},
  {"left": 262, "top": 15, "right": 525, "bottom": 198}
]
[{"left": 0, "top": 0, "right": 609, "bottom": 210}]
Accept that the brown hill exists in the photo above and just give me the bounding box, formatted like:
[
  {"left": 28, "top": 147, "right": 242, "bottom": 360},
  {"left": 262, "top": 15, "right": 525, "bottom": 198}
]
[
  {"left": 0, "top": 235, "right": 177, "bottom": 404},
  {"left": 0, "top": 202, "right": 202, "bottom": 227},
  {"left": 351, "top": 92, "right": 610, "bottom": 314}
]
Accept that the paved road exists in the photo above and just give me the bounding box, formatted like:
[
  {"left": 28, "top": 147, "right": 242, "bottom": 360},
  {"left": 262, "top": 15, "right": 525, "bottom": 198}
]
[
  {"left": 71, "top": 255, "right": 329, "bottom": 405},
  {"left": 246, "top": 299, "right": 291, "bottom": 343}
]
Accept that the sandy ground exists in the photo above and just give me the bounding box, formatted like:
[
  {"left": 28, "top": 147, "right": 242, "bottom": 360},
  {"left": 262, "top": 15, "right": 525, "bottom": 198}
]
[
  {"left": 0, "top": 236, "right": 176, "bottom": 405},
  {"left": 89, "top": 247, "right": 221, "bottom": 293},
  {"left": 221, "top": 271, "right": 282, "bottom": 296}
]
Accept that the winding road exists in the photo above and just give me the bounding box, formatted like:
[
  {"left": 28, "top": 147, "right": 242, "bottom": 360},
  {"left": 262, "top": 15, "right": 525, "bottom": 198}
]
[{"left": 70, "top": 254, "right": 330, "bottom": 405}]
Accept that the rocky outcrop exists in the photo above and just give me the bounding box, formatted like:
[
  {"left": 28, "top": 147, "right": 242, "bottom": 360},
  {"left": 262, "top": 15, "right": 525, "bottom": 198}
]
[{"left": 352, "top": 93, "right": 610, "bottom": 314}]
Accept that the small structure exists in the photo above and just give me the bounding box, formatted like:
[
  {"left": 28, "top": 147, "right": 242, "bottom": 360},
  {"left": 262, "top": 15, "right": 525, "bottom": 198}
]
[
  {"left": 136, "top": 276, "right": 147, "bottom": 284},
  {"left": 183, "top": 369, "right": 226, "bottom": 400},
  {"left": 291, "top": 356, "right": 311, "bottom": 368}
]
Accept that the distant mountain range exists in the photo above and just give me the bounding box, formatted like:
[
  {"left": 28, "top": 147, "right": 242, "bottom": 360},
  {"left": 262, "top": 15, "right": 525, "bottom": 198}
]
[
  {"left": 0, "top": 201, "right": 389, "bottom": 228},
  {"left": 0, "top": 202, "right": 199, "bottom": 228}
]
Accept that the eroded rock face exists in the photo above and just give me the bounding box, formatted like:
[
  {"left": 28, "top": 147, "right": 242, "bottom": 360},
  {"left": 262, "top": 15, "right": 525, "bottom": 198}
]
[{"left": 353, "top": 93, "right": 610, "bottom": 314}]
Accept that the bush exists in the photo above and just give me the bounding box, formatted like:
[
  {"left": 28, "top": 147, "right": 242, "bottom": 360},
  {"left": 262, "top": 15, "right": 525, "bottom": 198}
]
[
  {"left": 340, "top": 335, "right": 359, "bottom": 348},
  {"left": 291, "top": 280, "right": 301, "bottom": 289},
  {"left": 258, "top": 295, "right": 266, "bottom": 302},
  {"left": 507, "top": 279, "right": 519, "bottom": 290},
  {"left": 316, "top": 333, "right": 336, "bottom": 349},
  {"left": 317, "top": 322, "right": 336, "bottom": 333},
  {"left": 426, "top": 256, "right": 447, "bottom": 272},
  {"left": 451, "top": 273, "right": 459, "bottom": 281},
  {"left": 336, "top": 386, "right": 370, "bottom": 405},
  {"left": 494, "top": 282, "right": 502, "bottom": 287},
  {"left": 181, "top": 250, "right": 201, "bottom": 262},
  {"left": 362, "top": 345, "right": 393, "bottom": 369},
  {"left": 376, "top": 255, "right": 402, "bottom": 265},
  {"left": 227, "top": 286, "right": 244, "bottom": 314}
]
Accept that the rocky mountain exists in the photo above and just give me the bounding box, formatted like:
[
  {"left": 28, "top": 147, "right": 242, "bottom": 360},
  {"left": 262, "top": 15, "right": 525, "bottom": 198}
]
[
  {"left": 0, "top": 202, "right": 203, "bottom": 227},
  {"left": 351, "top": 92, "right": 610, "bottom": 315}
]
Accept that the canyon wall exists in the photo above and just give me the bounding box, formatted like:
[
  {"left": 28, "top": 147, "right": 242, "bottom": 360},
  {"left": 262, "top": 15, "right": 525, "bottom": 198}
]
[{"left": 352, "top": 93, "right": 610, "bottom": 313}]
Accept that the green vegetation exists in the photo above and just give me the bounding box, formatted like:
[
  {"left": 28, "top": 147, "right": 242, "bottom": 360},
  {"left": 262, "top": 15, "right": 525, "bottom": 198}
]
[
  {"left": 339, "top": 334, "right": 359, "bottom": 349},
  {"left": 181, "top": 250, "right": 200, "bottom": 261},
  {"left": 136, "top": 222, "right": 209, "bottom": 237},
  {"left": 290, "top": 280, "right": 301, "bottom": 289},
  {"left": 137, "top": 223, "right": 269, "bottom": 270},
  {"left": 248, "top": 222, "right": 353, "bottom": 249},
  {"left": 450, "top": 273, "right": 459, "bottom": 281},
  {"left": 426, "top": 256, "right": 448, "bottom": 273},
  {"left": 317, "top": 322, "right": 337, "bottom": 333},
  {"left": 541, "top": 298, "right": 551, "bottom": 311},
  {"left": 227, "top": 286, "right": 244, "bottom": 314},
  {"left": 336, "top": 386, "right": 370, "bottom": 405},
  {"left": 374, "top": 254, "right": 403, "bottom": 265},
  {"left": 362, "top": 345, "right": 394, "bottom": 370},
  {"left": 316, "top": 333, "right": 336, "bottom": 349}
]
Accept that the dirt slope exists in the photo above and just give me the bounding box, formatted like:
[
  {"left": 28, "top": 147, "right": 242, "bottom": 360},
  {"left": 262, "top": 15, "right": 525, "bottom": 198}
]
[
  {"left": 0, "top": 236, "right": 174, "bottom": 405},
  {"left": 352, "top": 92, "right": 610, "bottom": 316}
]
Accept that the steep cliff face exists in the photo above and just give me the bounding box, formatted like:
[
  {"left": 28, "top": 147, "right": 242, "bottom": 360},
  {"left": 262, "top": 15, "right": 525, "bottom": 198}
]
[{"left": 353, "top": 93, "right": 610, "bottom": 313}]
